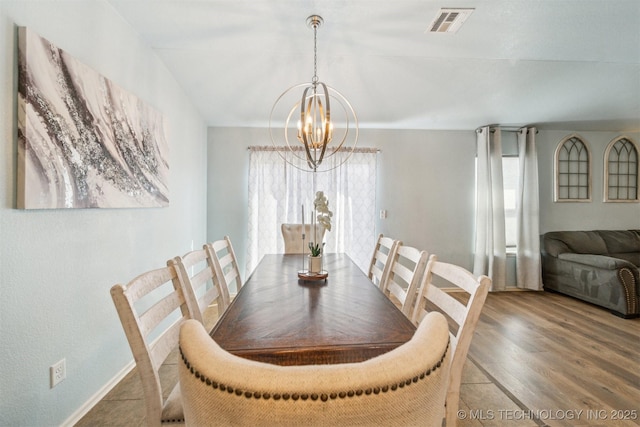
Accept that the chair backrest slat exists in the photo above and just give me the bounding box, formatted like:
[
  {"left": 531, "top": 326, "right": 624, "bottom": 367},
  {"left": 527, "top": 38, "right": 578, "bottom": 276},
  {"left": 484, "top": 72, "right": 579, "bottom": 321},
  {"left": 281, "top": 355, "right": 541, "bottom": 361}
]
[
  {"left": 125, "top": 267, "right": 176, "bottom": 301},
  {"left": 390, "top": 261, "right": 415, "bottom": 285},
  {"left": 191, "top": 267, "right": 214, "bottom": 289},
  {"left": 138, "top": 291, "right": 184, "bottom": 338},
  {"left": 181, "top": 249, "right": 207, "bottom": 268},
  {"left": 199, "top": 286, "right": 220, "bottom": 313},
  {"left": 431, "top": 262, "right": 481, "bottom": 294},
  {"left": 370, "top": 264, "right": 383, "bottom": 282},
  {"left": 424, "top": 285, "right": 467, "bottom": 326},
  {"left": 218, "top": 253, "right": 233, "bottom": 270},
  {"left": 149, "top": 316, "right": 183, "bottom": 369},
  {"left": 224, "top": 268, "right": 239, "bottom": 285}
]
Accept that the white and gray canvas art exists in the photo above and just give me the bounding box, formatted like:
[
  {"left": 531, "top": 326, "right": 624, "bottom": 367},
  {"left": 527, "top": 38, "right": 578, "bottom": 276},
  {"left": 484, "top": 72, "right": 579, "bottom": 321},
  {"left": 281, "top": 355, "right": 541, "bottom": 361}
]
[{"left": 17, "top": 27, "right": 169, "bottom": 209}]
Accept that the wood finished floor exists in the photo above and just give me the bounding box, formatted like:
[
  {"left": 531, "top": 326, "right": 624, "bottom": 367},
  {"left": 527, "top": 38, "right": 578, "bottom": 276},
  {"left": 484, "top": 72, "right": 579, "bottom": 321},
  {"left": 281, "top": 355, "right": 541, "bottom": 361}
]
[{"left": 76, "top": 292, "right": 639, "bottom": 427}]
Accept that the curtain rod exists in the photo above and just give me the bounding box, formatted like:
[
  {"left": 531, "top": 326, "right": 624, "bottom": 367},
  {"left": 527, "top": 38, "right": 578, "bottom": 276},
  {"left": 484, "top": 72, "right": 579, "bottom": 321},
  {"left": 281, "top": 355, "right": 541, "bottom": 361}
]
[
  {"left": 476, "top": 125, "right": 538, "bottom": 134},
  {"left": 248, "top": 145, "right": 380, "bottom": 153}
]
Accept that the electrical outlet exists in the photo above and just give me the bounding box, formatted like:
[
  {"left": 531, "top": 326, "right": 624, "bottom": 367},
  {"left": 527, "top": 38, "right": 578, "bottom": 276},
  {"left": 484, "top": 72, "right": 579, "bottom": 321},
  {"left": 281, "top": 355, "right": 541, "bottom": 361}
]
[{"left": 50, "top": 358, "right": 66, "bottom": 388}]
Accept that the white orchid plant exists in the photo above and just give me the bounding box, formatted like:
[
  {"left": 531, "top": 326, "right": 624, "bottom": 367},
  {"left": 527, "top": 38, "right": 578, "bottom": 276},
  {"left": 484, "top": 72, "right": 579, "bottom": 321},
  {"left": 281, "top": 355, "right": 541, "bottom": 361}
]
[{"left": 309, "top": 191, "right": 332, "bottom": 256}]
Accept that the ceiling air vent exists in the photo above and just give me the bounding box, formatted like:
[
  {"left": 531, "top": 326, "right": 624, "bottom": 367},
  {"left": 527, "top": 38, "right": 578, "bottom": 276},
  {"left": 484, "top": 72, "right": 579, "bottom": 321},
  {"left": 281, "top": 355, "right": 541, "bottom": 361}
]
[{"left": 427, "top": 8, "right": 474, "bottom": 33}]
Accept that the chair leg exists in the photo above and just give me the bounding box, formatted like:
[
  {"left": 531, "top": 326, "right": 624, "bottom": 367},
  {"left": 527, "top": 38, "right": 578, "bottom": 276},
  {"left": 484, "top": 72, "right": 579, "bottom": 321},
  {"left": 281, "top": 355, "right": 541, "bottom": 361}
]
[{"left": 445, "top": 391, "right": 459, "bottom": 427}]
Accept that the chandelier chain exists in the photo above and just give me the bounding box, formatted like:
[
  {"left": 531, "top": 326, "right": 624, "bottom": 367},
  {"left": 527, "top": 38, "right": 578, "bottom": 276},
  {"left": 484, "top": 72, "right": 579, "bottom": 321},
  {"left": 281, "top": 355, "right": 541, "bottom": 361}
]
[{"left": 312, "top": 24, "right": 318, "bottom": 84}]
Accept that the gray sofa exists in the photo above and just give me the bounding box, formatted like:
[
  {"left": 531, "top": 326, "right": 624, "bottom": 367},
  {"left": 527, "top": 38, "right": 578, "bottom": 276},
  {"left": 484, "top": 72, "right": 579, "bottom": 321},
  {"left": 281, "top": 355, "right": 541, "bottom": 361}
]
[{"left": 541, "top": 230, "right": 640, "bottom": 318}]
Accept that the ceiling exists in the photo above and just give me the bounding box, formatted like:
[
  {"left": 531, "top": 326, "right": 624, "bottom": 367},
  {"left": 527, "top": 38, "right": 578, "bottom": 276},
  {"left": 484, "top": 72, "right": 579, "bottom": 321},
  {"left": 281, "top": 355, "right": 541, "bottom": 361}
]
[{"left": 107, "top": 0, "right": 640, "bottom": 132}]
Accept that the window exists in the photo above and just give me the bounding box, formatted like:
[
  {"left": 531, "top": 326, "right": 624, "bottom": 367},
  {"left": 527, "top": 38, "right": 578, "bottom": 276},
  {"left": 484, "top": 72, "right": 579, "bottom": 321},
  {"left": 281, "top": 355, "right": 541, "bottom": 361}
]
[
  {"left": 502, "top": 157, "right": 519, "bottom": 250},
  {"left": 475, "top": 156, "right": 519, "bottom": 250},
  {"left": 246, "top": 147, "right": 378, "bottom": 276},
  {"left": 555, "top": 135, "right": 591, "bottom": 202},
  {"left": 604, "top": 137, "right": 639, "bottom": 202}
]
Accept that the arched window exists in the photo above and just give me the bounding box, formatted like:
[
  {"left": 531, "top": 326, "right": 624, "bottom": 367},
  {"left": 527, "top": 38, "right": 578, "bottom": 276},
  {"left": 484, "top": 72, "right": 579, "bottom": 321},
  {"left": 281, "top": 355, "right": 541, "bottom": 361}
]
[
  {"left": 554, "top": 135, "right": 591, "bottom": 202},
  {"left": 604, "top": 137, "right": 639, "bottom": 202}
]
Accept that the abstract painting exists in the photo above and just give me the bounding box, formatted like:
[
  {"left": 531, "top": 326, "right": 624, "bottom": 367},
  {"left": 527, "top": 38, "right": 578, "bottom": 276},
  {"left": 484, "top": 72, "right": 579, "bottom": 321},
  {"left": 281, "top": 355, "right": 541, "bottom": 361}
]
[{"left": 17, "top": 27, "right": 169, "bottom": 209}]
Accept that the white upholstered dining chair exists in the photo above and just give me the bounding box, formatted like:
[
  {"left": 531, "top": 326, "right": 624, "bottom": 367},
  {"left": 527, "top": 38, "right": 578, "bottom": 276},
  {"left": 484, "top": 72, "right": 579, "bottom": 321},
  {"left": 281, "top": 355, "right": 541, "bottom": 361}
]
[
  {"left": 382, "top": 243, "right": 429, "bottom": 317},
  {"left": 169, "top": 245, "right": 230, "bottom": 332},
  {"left": 110, "top": 265, "right": 190, "bottom": 426},
  {"left": 367, "top": 234, "right": 399, "bottom": 289},
  {"left": 281, "top": 223, "right": 326, "bottom": 254},
  {"left": 178, "top": 312, "right": 451, "bottom": 427},
  {"left": 411, "top": 254, "right": 491, "bottom": 427},
  {"left": 207, "top": 236, "right": 242, "bottom": 296}
]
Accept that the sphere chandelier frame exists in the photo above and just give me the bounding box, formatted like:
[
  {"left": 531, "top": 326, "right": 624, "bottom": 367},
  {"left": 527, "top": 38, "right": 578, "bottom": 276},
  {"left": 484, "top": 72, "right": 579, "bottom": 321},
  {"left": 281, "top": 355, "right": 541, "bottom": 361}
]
[{"left": 269, "top": 15, "right": 359, "bottom": 173}]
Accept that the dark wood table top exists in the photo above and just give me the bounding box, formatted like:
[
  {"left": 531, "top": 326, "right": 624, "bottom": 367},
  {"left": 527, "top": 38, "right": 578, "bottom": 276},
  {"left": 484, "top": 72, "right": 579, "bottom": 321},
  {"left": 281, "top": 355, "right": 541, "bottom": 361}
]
[{"left": 210, "top": 253, "right": 417, "bottom": 366}]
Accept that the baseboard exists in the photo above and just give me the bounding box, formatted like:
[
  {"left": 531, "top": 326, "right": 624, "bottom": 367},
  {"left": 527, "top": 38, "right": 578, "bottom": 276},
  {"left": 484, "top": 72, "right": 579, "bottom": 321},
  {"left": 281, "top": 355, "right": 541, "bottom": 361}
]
[{"left": 61, "top": 360, "right": 135, "bottom": 427}]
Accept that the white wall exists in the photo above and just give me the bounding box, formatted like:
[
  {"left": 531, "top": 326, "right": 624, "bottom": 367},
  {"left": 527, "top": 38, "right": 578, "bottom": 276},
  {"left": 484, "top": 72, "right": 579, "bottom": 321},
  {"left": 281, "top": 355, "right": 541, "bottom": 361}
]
[
  {"left": 206, "top": 127, "right": 640, "bottom": 282},
  {"left": 0, "top": 2, "right": 207, "bottom": 425},
  {"left": 206, "top": 128, "right": 477, "bottom": 274},
  {"left": 206, "top": 127, "right": 252, "bottom": 285},
  {"left": 372, "top": 129, "right": 477, "bottom": 269}
]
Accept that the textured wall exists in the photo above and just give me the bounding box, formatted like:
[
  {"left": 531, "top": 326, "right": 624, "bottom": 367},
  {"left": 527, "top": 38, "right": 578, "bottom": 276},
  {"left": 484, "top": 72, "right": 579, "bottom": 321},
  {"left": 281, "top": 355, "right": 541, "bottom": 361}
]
[{"left": 0, "top": 2, "right": 207, "bottom": 425}]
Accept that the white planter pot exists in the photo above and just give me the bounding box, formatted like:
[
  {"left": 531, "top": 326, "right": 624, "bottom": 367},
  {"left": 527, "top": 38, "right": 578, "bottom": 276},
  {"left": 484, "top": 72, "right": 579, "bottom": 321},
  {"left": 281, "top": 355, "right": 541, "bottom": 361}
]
[{"left": 308, "top": 255, "right": 323, "bottom": 273}]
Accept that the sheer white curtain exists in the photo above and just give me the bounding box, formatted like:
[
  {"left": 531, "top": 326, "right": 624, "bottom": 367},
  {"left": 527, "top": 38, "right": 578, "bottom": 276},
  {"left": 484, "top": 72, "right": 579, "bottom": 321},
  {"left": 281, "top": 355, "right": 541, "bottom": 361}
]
[
  {"left": 246, "top": 147, "right": 378, "bottom": 276},
  {"left": 473, "top": 126, "right": 507, "bottom": 291},
  {"left": 516, "top": 127, "right": 542, "bottom": 290}
]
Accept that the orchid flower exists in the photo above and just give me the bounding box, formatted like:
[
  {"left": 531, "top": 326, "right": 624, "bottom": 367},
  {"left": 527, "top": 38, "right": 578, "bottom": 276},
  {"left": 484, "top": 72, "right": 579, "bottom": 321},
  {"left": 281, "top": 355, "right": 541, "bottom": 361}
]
[{"left": 314, "top": 191, "right": 333, "bottom": 232}]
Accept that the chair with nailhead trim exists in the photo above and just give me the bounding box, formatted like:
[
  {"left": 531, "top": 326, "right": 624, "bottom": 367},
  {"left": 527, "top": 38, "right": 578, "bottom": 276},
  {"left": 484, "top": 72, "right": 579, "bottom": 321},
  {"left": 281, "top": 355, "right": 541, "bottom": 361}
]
[
  {"left": 111, "top": 265, "right": 194, "bottom": 426},
  {"left": 178, "top": 312, "right": 451, "bottom": 427},
  {"left": 281, "top": 224, "right": 326, "bottom": 254},
  {"left": 411, "top": 254, "right": 491, "bottom": 427}
]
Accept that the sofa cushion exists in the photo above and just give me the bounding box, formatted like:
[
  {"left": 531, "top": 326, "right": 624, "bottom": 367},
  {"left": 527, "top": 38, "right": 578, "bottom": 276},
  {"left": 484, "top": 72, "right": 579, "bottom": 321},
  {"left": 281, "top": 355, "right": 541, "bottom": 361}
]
[
  {"left": 543, "top": 231, "right": 607, "bottom": 257},
  {"left": 597, "top": 230, "right": 640, "bottom": 255}
]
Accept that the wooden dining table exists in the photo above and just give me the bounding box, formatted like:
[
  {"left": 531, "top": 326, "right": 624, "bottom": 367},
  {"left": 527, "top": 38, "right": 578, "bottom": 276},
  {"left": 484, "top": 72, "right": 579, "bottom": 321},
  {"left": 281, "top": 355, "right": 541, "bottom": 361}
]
[{"left": 209, "top": 253, "right": 417, "bottom": 366}]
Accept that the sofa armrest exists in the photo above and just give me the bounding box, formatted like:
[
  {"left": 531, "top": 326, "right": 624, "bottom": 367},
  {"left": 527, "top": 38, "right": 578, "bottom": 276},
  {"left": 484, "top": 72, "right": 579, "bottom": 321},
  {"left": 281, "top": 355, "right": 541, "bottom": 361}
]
[
  {"left": 558, "top": 253, "right": 637, "bottom": 270},
  {"left": 543, "top": 253, "right": 639, "bottom": 317}
]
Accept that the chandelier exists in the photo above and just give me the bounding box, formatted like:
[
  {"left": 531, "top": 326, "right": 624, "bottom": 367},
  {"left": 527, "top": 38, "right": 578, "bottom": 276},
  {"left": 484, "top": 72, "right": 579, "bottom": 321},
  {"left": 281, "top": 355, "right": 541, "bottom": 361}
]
[{"left": 269, "top": 15, "right": 358, "bottom": 172}]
